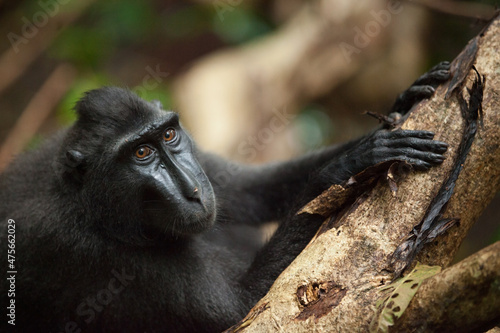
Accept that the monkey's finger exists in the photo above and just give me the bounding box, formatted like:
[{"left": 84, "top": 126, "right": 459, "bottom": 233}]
[
  {"left": 379, "top": 130, "right": 435, "bottom": 140},
  {"left": 413, "top": 62, "right": 451, "bottom": 86},
  {"left": 386, "top": 138, "right": 448, "bottom": 153},
  {"left": 391, "top": 148, "right": 446, "bottom": 165},
  {"left": 397, "top": 85, "right": 436, "bottom": 102},
  {"left": 413, "top": 70, "right": 451, "bottom": 86},
  {"left": 430, "top": 61, "right": 451, "bottom": 71}
]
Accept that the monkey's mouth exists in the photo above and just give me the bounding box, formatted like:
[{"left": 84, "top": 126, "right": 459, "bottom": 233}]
[{"left": 142, "top": 188, "right": 217, "bottom": 237}]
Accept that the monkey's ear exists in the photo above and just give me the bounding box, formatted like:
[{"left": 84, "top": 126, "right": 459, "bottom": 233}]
[
  {"left": 151, "top": 100, "right": 163, "bottom": 109},
  {"left": 63, "top": 150, "right": 86, "bottom": 182}
]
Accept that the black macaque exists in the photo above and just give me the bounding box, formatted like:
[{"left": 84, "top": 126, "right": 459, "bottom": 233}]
[{"left": 0, "top": 63, "right": 450, "bottom": 333}]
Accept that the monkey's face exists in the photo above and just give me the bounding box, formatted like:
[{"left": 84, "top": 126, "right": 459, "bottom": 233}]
[{"left": 115, "top": 111, "right": 217, "bottom": 238}]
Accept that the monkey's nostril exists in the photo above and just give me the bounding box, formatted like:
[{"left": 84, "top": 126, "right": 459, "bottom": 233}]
[{"left": 189, "top": 187, "right": 201, "bottom": 202}]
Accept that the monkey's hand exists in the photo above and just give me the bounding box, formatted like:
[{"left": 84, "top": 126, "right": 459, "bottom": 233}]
[
  {"left": 390, "top": 61, "right": 451, "bottom": 117},
  {"left": 315, "top": 129, "right": 448, "bottom": 188}
]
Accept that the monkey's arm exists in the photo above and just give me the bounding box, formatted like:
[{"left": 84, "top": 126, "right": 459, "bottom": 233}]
[
  {"left": 199, "top": 127, "right": 447, "bottom": 227},
  {"left": 197, "top": 140, "right": 360, "bottom": 225}
]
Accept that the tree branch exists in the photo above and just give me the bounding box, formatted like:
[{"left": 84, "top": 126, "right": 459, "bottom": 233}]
[{"left": 393, "top": 241, "right": 500, "bottom": 332}]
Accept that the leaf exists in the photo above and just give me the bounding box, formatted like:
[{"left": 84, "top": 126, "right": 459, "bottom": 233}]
[{"left": 369, "top": 263, "right": 442, "bottom": 333}]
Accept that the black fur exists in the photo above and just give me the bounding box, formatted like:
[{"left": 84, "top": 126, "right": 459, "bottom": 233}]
[{"left": 1, "top": 67, "right": 449, "bottom": 333}]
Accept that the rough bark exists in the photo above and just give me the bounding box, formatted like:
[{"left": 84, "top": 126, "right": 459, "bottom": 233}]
[{"left": 226, "top": 14, "right": 500, "bottom": 333}]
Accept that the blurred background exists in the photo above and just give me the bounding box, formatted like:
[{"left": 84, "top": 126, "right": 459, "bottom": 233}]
[{"left": 0, "top": 0, "right": 497, "bottom": 260}]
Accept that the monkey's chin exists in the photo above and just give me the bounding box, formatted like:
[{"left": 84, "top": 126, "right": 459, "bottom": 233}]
[
  {"left": 142, "top": 203, "right": 217, "bottom": 240},
  {"left": 175, "top": 209, "right": 217, "bottom": 236}
]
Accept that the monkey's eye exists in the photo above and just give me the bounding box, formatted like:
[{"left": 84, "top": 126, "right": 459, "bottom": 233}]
[
  {"left": 135, "top": 146, "right": 153, "bottom": 160},
  {"left": 164, "top": 128, "right": 177, "bottom": 143}
]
